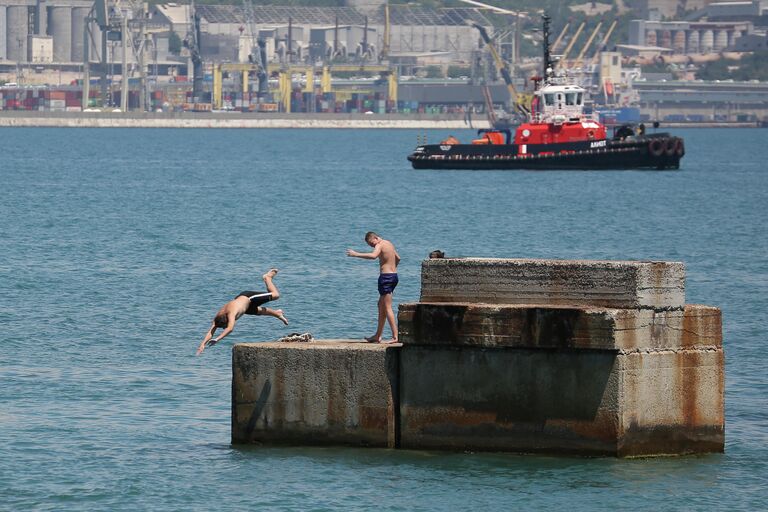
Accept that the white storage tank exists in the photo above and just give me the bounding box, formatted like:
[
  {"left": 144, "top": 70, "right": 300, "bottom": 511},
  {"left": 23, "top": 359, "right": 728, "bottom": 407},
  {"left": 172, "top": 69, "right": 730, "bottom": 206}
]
[
  {"left": 50, "top": 6, "right": 72, "bottom": 62},
  {"left": 6, "top": 6, "right": 29, "bottom": 61}
]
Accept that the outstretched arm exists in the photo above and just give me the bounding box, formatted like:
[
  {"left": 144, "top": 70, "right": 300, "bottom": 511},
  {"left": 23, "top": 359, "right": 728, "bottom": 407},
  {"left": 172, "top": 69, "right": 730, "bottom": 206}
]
[
  {"left": 196, "top": 313, "right": 237, "bottom": 355},
  {"left": 346, "top": 245, "right": 382, "bottom": 259},
  {"left": 196, "top": 323, "right": 217, "bottom": 355},
  {"left": 209, "top": 313, "right": 237, "bottom": 346}
]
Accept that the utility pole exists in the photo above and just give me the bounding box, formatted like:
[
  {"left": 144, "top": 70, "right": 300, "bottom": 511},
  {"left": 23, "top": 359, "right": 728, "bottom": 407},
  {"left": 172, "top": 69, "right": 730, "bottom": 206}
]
[
  {"left": 101, "top": 19, "right": 108, "bottom": 107},
  {"left": 83, "top": 15, "right": 90, "bottom": 110},
  {"left": 121, "top": 12, "right": 128, "bottom": 111},
  {"left": 139, "top": 9, "right": 147, "bottom": 111}
]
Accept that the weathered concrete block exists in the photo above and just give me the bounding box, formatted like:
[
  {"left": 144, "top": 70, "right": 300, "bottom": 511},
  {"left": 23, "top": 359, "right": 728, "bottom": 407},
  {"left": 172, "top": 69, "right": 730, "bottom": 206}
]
[
  {"left": 232, "top": 341, "right": 400, "bottom": 448},
  {"left": 420, "top": 258, "right": 685, "bottom": 310},
  {"left": 618, "top": 348, "right": 725, "bottom": 456},
  {"left": 399, "top": 345, "right": 724, "bottom": 456},
  {"left": 398, "top": 303, "right": 721, "bottom": 351}
]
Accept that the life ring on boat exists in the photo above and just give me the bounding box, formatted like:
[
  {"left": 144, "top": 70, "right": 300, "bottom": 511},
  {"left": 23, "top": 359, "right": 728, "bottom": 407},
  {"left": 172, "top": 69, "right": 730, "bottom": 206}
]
[
  {"left": 675, "top": 138, "right": 685, "bottom": 157},
  {"left": 664, "top": 138, "right": 677, "bottom": 156},
  {"left": 649, "top": 138, "right": 665, "bottom": 157},
  {"left": 587, "top": 129, "right": 596, "bottom": 139}
]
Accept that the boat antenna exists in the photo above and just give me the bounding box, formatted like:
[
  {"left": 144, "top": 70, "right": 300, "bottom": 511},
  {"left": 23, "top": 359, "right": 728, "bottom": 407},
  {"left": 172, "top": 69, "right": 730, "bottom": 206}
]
[{"left": 542, "top": 14, "right": 554, "bottom": 79}]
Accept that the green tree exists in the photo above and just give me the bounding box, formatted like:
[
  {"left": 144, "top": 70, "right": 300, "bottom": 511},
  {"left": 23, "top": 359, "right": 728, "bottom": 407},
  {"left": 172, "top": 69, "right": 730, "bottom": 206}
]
[
  {"left": 168, "top": 30, "right": 182, "bottom": 55},
  {"left": 447, "top": 65, "right": 470, "bottom": 78},
  {"left": 697, "top": 59, "right": 733, "bottom": 80},
  {"left": 424, "top": 65, "right": 443, "bottom": 78},
  {"left": 732, "top": 51, "right": 768, "bottom": 81}
]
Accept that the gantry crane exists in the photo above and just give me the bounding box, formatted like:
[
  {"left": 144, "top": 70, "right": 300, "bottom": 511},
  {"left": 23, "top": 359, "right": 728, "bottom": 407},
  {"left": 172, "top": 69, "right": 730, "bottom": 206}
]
[
  {"left": 183, "top": 0, "right": 204, "bottom": 102},
  {"left": 574, "top": 22, "right": 603, "bottom": 69},
  {"left": 551, "top": 21, "right": 570, "bottom": 53},
  {"left": 589, "top": 19, "right": 617, "bottom": 68},
  {"left": 557, "top": 21, "right": 585, "bottom": 68},
  {"left": 242, "top": 0, "right": 268, "bottom": 97},
  {"left": 472, "top": 23, "right": 530, "bottom": 121}
]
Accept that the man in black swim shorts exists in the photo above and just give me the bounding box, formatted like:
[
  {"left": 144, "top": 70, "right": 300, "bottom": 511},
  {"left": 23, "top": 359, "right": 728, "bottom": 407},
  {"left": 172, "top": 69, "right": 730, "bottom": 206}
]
[
  {"left": 196, "top": 269, "right": 288, "bottom": 355},
  {"left": 347, "top": 231, "right": 401, "bottom": 343}
]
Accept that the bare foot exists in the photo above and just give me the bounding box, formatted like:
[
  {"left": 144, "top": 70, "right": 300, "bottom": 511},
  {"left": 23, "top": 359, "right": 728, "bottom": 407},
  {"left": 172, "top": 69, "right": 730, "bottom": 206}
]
[
  {"left": 275, "top": 309, "right": 288, "bottom": 326},
  {"left": 380, "top": 339, "right": 399, "bottom": 344},
  {"left": 263, "top": 268, "right": 279, "bottom": 280},
  {"left": 364, "top": 335, "right": 380, "bottom": 343}
]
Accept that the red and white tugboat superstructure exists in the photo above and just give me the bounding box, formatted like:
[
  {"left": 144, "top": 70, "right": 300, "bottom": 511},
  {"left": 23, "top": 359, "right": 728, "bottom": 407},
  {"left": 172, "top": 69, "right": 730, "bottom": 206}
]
[
  {"left": 407, "top": 15, "right": 684, "bottom": 171},
  {"left": 516, "top": 75, "right": 607, "bottom": 156}
]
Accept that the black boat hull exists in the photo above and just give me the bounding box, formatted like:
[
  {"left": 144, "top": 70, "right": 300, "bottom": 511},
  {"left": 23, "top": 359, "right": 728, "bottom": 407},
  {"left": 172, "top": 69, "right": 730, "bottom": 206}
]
[{"left": 407, "top": 134, "right": 684, "bottom": 171}]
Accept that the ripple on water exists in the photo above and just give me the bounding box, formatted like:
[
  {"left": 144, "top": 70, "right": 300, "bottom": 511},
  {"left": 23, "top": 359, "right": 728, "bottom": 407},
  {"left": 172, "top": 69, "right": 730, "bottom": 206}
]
[{"left": 0, "top": 127, "right": 766, "bottom": 510}]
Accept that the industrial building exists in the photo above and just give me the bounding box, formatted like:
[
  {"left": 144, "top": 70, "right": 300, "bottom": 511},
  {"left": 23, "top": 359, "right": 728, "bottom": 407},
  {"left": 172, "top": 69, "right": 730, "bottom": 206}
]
[
  {"left": 185, "top": 3, "right": 491, "bottom": 65},
  {"left": 631, "top": 0, "right": 710, "bottom": 20},
  {"left": 628, "top": 19, "right": 752, "bottom": 53},
  {"left": 634, "top": 79, "right": 768, "bottom": 121},
  {"left": 1, "top": 0, "right": 493, "bottom": 86},
  {"left": 0, "top": 0, "right": 95, "bottom": 64}
]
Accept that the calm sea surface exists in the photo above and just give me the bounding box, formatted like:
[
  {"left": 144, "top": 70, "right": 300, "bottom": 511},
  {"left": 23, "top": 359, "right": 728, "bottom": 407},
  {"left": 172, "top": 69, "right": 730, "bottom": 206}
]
[{"left": 1, "top": 127, "right": 766, "bottom": 510}]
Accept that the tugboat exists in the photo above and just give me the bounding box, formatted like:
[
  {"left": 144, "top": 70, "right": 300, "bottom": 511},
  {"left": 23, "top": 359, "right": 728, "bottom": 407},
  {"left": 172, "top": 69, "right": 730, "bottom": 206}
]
[{"left": 407, "top": 16, "right": 685, "bottom": 171}]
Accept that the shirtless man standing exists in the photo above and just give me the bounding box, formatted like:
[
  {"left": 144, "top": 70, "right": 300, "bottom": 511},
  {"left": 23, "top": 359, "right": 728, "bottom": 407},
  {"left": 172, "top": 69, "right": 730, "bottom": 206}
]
[
  {"left": 347, "top": 232, "right": 401, "bottom": 343},
  {"left": 196, "top": 269, "right": 288, "bottom": 355}
]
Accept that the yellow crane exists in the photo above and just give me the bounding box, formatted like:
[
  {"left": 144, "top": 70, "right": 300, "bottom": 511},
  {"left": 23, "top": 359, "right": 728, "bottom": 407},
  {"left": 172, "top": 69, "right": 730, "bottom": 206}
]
[
  {"left": 472, "top": 23, "right": 530, "bottom": 118},
  {"left": 558, "top": 21, "right": 585, "bottom": 68},
  {"left": 381, "top": 3, "right": 390, "bottom": 61},
  {"left": 589, "top": 19, "right": 618, "bottom": 68},
  {"left": 574, "top": 21, "right": 603, "bottom": 69},
  {"left": 551, "top": 22, "right": 570, "bottom": 53}
]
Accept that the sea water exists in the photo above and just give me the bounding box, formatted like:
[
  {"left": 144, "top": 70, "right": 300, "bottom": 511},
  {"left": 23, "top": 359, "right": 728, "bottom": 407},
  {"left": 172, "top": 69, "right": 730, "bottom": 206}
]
[{"left": 1, "top": 127, "right": 766, "bottom": 510}]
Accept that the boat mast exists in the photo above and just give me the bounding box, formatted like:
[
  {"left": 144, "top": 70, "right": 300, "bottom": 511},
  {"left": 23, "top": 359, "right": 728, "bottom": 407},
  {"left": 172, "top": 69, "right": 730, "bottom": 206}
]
[{"left": 542, "top": 14, "right": 554, "bottom": 79}]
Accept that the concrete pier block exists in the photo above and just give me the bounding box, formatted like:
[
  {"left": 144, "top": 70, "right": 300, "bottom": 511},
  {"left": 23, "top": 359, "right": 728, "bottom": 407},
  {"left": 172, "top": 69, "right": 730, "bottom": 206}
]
[
  {"left": 232, "top": 341, "right": 400, "bottom": 448},
  {"left": 398, "top": 345, "right": 724, "bottom": 456},
  {"left": 231, "top": 257, "right": 723, "bottom": 457},
  {"left": 398, "top": 303, "right": 721, "bottom": 351},
  {"left": 420, "top": 258, "right": 685, "bottom": 310},
  {"left": 618, "top": 348, "right": 724, "bottom": 456}
]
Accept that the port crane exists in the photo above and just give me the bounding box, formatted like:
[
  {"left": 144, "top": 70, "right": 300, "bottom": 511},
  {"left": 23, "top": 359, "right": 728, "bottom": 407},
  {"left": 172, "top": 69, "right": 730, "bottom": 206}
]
[
  {"left": 183, "top": 0, "right": 205, "bottom": 102},
  {"left": 557, "top": 21, "right": 585, "bottom": 68},
  {"left": 242, "top": 0, "right": 269, "bottom": 97},
  {"left": 551, "top": 22, "right": 570, "bottom": 53},
  {"left": 574, "top": 21, "right": 603, "bottom": 69},
  {"left": 472, "top": 23, "right": 530, "bottom": 124}
]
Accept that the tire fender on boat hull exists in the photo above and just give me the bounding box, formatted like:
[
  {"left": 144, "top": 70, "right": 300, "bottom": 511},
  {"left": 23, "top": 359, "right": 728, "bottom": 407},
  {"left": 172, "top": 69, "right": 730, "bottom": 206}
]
[
  {"left": 649, "top": 138, "right": 665, "bottom": 157},
  {"left": 664, "top": 137, "right": 677, "bottom": 156},
  {"left": 675, "top": 138, "right": 685, "bottom": 157}
]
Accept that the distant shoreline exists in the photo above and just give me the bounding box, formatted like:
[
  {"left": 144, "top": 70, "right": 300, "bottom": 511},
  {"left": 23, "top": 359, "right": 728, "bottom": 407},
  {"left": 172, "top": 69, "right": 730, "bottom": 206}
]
[{"left": 0, "top": 112, "right": 760, "bottom": 129}]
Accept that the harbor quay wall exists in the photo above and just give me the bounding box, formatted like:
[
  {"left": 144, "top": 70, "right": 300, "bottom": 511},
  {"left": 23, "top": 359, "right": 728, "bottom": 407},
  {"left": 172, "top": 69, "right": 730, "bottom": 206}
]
[
  {"left": 0, "top": 111, "right": 758, "bottom": 129},
  {"left": 0, "top": 111, "right": 484, "bottom": 129},
  {"left": 231, "top": 258, "right": 724, "bottom": 457}
]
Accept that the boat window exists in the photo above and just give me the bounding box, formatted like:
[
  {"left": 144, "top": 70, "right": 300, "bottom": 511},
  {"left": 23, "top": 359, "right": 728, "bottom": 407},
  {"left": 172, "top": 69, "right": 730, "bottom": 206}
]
[
  {"left": 577, "top": 92, "right": 583, "bottom": 105},
  {"left": 544, "top": 93, "right": 555, "bottom": 106},
  {"left": 565, "top": 92, "right": 577, "bottom": 105}
]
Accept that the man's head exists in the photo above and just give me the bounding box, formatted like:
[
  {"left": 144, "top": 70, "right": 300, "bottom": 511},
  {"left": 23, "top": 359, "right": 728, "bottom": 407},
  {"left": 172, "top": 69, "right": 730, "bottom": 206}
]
[
  {"left": 214, "top": 314, "right": 228, "bottom": 328},
  {"left": 429, "top": 250, "right": 445, "bottom": 259},
  {"left": 365, "top": 231, "right": 381, "bottom": 247}
]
